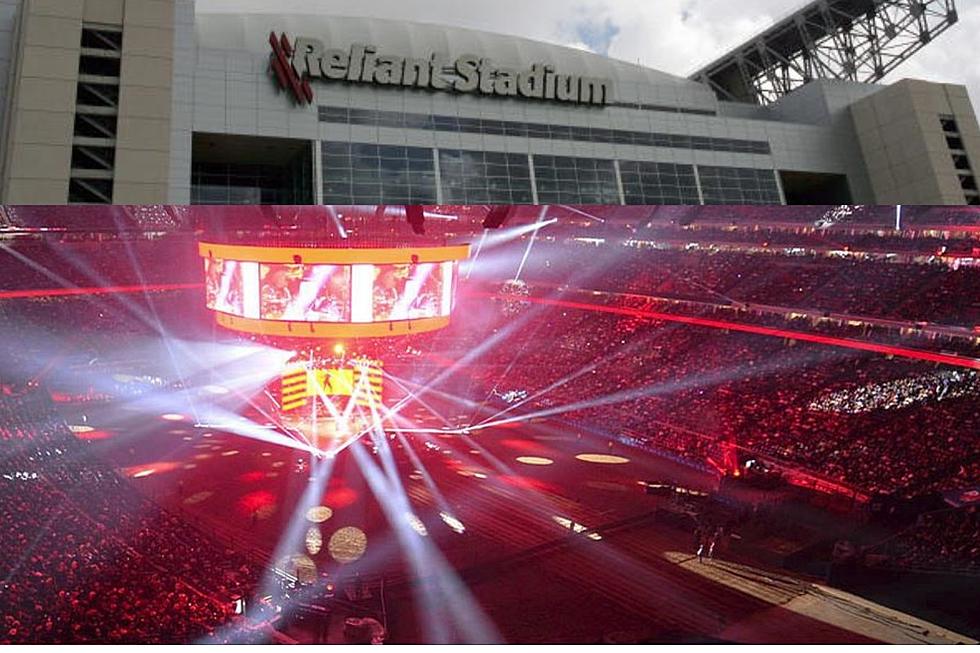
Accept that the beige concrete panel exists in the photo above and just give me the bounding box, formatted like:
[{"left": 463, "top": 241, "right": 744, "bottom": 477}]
[
  {"left": 19, "top": 45, "right": 80, "bottom": 81},
  {"left": 122, "top": 0, "right": 174, "bottom": 29},
  {"left": 119, "top": 54, "right": 173, "bottom": 88},
  {"left": 28, "top": 0, "right": 84, "bottom": 19},
  {"left": 84, "top": 0, "right": 125, "bottom": 24},
  {"left": 849, "top": 101, "right": 876, "bottom": 132},
  {"left": 117, "top": 85, "right": 171, "bottom": 119},
  {"left": 909, "top": 90, "right": 950, "bottom": 117},
  {"left": 22, "top": 14, "right": 82, "bottom": 50},
  {"left": 15, "top": 77, "right": 78, "bottom": 112},
  {"left": 923, "top": 131, "right": 952, "bottom": 155},
  {"left": 113, "top": 148, "right": 170, "bottom": 182},
  {"left": 960, "top": 134, "right": 980, "bottom": 160},
  {"left": 7, "top": 142, "right": 71, "bottom": 178},
  {"left": 115, "top": 116, "right": 171, "bottom": 151},
  {"left": 112, "top": 181, "right": 168, "bottom": 203},
  {"left": 9, "top": 109, "right": 75, "bottom": 145},
  {"left": 942, "top": 83, "right": 971, "bottom": 99},
  {"left": 949, "top": 97, "right": 976, "bottom": 122},
  {"left": 872, "top": 91, "right": 913, "bottom": 127},
  {"left": 862, "top": 148, "right": 890, "bottom": 171},
  {"left": 4, "top": 178, "right": 69, "bottom": 203},
  {"left": 890, "top": 161, "right": 917, "bottom": 187},
  {"left": 121, "top": 26, "right": 174, "bottom": 57}
]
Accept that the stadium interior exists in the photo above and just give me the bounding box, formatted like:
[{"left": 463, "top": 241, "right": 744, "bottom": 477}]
[{"left": 1, "top": 204, "right": 979, "bottom": 644}]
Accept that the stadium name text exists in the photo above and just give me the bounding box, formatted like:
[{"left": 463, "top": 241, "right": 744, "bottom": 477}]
[{"left": 288, "top": 37, "right": 613, "bottom": 106}]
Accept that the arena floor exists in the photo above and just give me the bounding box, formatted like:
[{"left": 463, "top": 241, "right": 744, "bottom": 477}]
[{"left": 59, "top": 394, "right": 973, "bottom": 645}]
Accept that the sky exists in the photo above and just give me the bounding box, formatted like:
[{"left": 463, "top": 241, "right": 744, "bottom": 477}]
[{"left": 195, "top": 0, "right": 980, "bottom": 107}]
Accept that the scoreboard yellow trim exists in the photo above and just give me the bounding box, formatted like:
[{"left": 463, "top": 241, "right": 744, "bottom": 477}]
[
  {"left": 216, "top": 312, "right": 450, "bottom": 338},
  {"left": 198, "top": 242, "right": 470, "bottom": 265}
]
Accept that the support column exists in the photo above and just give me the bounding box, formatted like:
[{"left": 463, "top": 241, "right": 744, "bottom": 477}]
[
  {"left": 528, "top": 153, "right": 539, "bottom": 204},
  {"left": 612, "top": 159, "right": 625, "bottom": 205},
  {"left": 693, "top": 165, "right": 706, "bottom": 205},
  {"left": 313, "top": 140, "right": 324, "bottom": 204},
  {"left": 433, "top": 147, "right": 443, "bottom": 204}
]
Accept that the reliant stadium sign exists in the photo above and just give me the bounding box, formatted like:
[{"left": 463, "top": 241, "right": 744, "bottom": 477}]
[{"left": 269, "top": 32, "right": 613, "bottom": 107}]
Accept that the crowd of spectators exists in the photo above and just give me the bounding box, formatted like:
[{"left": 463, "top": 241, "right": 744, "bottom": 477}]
[
  {"left": 516, "top": 240, "right": 980, "bottom": 327},
  {"left": 869, "top": 508, "right": 980, "bottom": 573},
  {"left": 0, "top": 391, "right": 260, "bottom": 644},
  {"left": 424, "top": 292, "right": 980, "bottom": 499}
]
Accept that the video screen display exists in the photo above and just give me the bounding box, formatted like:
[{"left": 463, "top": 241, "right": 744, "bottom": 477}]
[
  {"left": 204, "top": 256, "right": 457, "bottom": 325},
  {"left": 372, "top": 263, "right": 446, "bottom": 321},
  {"left": 260, "top": 264, "right": 351, "bottom": 322},
  {"left": 204, "top": 258, "right": 245, "bottom": 317}
]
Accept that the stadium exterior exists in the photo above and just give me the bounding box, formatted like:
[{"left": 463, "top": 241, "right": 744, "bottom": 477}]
[{"left": 0, "top": 0, "right": 978, "bottom": 206}]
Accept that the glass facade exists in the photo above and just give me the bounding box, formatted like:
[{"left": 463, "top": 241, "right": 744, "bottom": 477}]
[
  {"left": 438, "top": 149, "right": 534, "bottom": 204},
  {"left": 697, "top": 166, "right": 782, "bottom": 204},
  {"left": 321, "top": 142, "right": 437, "bottom": 204},
  {"left": 317, "top": 140, "right": 784, "bottom": 206},
  {"left": 619, "top": 160, "right": 700, "bottom": 205},
  {"left": 318, "top": 106, "right": 770, "bottom": 155},
  {"left": 533, "top": 155, "right": 620, "bottom": 204}
]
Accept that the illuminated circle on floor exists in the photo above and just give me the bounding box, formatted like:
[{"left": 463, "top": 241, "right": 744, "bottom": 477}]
[
  {"left": 575, "top": 453, "right": 630, "bottom": 464},
  {"left": 202, "top": 385, "right": 229, "bottom": 395},
  {"left": 305, "top": 526, "right": 323, "bottom": 555},
  {"left": 328, "top": 526, "right": 368, "bottom": 563},
  {"left": 306, "top": 506, "right": 334, "bottom": 523},
  {"left": 255, "top": 504, "right": 277, "bottom": 520},
  {"left": 132, "top": 469, "right": 154, "bottom": 478},
  {"left": 279, "top": 554, "right": 317, "bottom": 585},
  {"left": 261, "top": 452, "right": 272, "bottom": 457},
  {"left": 183, "top": 491, "right": 212, "bottom": 505},
  {"left": 161, "top": 413, "right": 184, "bottom": 421},
  {"left": 407, "top": 513, "right": 428, "bottom": 537},
  {"left": 69, "top": 425, "right": 94, "bottom": 433},
  {"left": 221, "top": 450, "right": 240, "bottom": 457},
  {"left": 183, "top": 463, "right": 197, "bottom": 470},
  {"left": 516, "top": 456, "right": 554, "bottom": 466}
]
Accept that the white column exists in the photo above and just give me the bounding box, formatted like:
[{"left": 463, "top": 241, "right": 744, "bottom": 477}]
[
  {"left": 693, "top": 165, "right": 706, "bottom": 205},
  {"left": 612, "top": 159, "right": 625, "bottom": 205},
  {"left": 773, "top": 169, "right": 787, "bottom": 205},
  {"left": 433, "top": 147, "right": 443, "bottom": 204},
  {"left": 313, "top": 140, "right": 324, "bottom": 204},
  {"left": 528, "top": 153, "right": 539, "bottom": 204}
]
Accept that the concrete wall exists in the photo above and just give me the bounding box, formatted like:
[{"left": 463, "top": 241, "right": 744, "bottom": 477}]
[
  {"left": 0, "top": 0, "right": 21, "bottom": 167},
  {"left": 113, "top": 0, "right": 175, "bottom": 203},
  {"left": 0, "top": 0, "right": 174, "bottom": 204},
  {"left": 0, "top": 0, "right": 81, "bottom": 203},
  {"left": 851, "top": 79, "right": 980, "bottom": 205}
]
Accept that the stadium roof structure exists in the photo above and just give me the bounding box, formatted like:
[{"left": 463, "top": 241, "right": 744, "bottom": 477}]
[{"left": 689, "top": 0, "right": 959, "bottom": 105}]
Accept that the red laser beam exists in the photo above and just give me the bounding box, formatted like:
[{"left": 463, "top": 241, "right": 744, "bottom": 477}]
[
  {"left": 467, "top": 291, "right": 980, "bottom": 371},
  {"left": 0, "top": 283, "right": 203, "bottom": 300}
]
